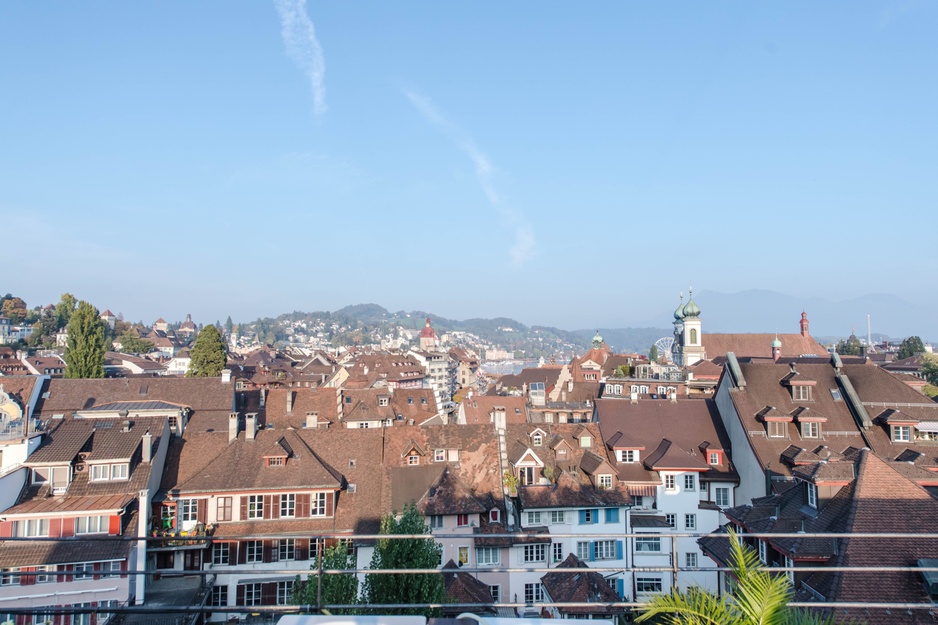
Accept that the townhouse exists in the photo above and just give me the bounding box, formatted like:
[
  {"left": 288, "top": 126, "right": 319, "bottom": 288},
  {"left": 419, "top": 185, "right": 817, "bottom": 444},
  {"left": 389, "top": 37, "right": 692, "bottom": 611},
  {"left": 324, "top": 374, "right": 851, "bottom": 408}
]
[
  {"left": 594, "top": 397, "right": 739, "bottom": 597},
  {"left": 0, "top": 415, "right": 170, "bottom": 623}
]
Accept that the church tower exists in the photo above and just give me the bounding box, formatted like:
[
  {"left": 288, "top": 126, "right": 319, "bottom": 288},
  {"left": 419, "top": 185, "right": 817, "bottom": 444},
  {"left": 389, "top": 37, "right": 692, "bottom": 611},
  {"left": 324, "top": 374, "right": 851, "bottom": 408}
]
[
  {"left": 672, "top": 293, "right": 685, "bottom": 364},
  {"left": 419, "top": 317, "right": 439, "bottom": 351},
  {"left": 800, "top": 311, "right": 810, "bottom": 337},
  {"left": 680, "top": 288, "right": 705, "bottom": 366}
]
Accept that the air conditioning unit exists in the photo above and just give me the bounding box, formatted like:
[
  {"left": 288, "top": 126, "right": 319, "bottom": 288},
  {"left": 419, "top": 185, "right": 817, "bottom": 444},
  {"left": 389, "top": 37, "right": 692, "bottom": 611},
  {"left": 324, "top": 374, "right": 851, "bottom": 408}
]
[{"left": 75, "top": 463, "right": 86, "bottom": 472}]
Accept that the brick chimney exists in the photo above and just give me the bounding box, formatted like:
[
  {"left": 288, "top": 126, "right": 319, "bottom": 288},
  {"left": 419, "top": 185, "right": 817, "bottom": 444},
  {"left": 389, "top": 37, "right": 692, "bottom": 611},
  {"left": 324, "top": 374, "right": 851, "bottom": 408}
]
[{"left": 246, "top": 413, "right": 258, "bottom": 441}]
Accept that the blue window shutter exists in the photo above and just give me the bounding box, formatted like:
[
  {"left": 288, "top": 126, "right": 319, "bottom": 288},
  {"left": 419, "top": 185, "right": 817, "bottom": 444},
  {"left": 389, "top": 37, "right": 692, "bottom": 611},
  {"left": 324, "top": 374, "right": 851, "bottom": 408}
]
[
  {"left": 589, "top": 542, "right": 596, "bottom": 562},
  {"left": 616, "top": 540, "right": 623, "bottom": 560},
  {"left": 592, "top": 509, "right": 599, "bottom": 524},
  {"left": 579, "top": 510, "right": 587, "bottom": 525},
  {"left": 617, "top": 578, "right": 625, "bottom": 599},
  {"left": 606, "top": 508, "right": 619, "bottom": 523}
]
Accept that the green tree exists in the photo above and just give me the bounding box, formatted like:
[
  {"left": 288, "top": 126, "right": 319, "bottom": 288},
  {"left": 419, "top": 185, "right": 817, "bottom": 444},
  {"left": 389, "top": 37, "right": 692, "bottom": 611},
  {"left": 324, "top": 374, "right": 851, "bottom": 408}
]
[
  {"left": 922, "top": 354, "right": 938, "bottom": 387},
  {"left": 615, "top": 364, "right": 631, "bottom": 378},
  {"left": 224, "top": 316, "right": 234, "bottom": 334},
  {"left": 64, "top": 301, "right": 106, "bottom": 379},
  {"left": 835, "top": 337, "right": 862, "bottom": 356},
  {"left": 362, "top": 502, "right": 444, "bottom": 617},
  {"left": 897, "top": 336, "right": 925, "bottom": 360},
  {"left": 1, "top": 297, "right": 28, "bottom": 322},
  {"left": 292, "top": 542, "right": 359, "bottom": 613},
  {"left": 55, "top": 293, "right": 77, "bottom": 329},
  {"left": 637, "top": 529, "right": 844, "bottom": 625},
  {"left": 117, "top": 330, "right": 155, "bottom": 354},
  {"left": 187, "top": 324, "right": 227, "bottom": 377},
  {"left": 649, "top": 344, "right": 659, "bottom": 363}
]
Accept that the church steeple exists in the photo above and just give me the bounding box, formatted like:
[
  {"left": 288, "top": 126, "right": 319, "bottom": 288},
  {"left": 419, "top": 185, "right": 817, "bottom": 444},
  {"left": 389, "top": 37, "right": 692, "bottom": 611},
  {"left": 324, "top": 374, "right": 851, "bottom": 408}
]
[{"left": 800, "top": 311, "right": 810, "bottom": 337}]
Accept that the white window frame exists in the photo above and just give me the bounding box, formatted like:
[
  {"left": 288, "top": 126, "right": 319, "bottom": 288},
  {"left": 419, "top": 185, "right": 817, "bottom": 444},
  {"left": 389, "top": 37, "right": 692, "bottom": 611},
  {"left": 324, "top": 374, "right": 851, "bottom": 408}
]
[
  {"left": 807, "top": 482, "right": 817, "bottom": 508},
  {"left": 523, "top": 544, "right": 546, "bottom": 563},
  {"left": 212, "top": 542, "right": 230, "bottom": 565},
  {"left": 110, "top": 464, "right": 128, "bottom": 480},
  {"left": 477, "top": 547, "right": 500, "bottom": 566},
  {"left": 280, "top": 493, "right": 296, "bottom": 518},
  {"left": 277, "top": 580, "right": 294, "bottom": 605},
  {"left": 576, "top": 541, "right": 590, "bottom": 560},
  {"left": 179, "top": 499, "right": 198, "bottom": 523},
  {"left": 76, "top": 515, "right": 108, "bottom": 535},
  {"left": 893, "top": 425, "right": 911, "bottom": 442},
  {"left": 685, "top": 552, "right": 698, "bottom": 568},
  {"left": 767, "top": 421, "right": 787, "bottom": 438},
  {"left": 715, "top": 487, "right": 730, "bottom": 508},
  {"left": 802, "top": 422, "right": 819, "bottom": 438},
  {"left": 636, "top": 577, "right": 662, "bottom": 594},
  {"left": 708, "top": 452, "right": 720, "bottom": 465},
  {"left": 428, "top": 515, "right": 444, "bottom": 529},
  {"left": 665, "top": 514, "right": 676, "bottom": 528},
  {"left": 552, "top": 542, "right": 564, "bottom": 562},
  {"left": 243, "top": 582, "right": 262, "bottom": 606},
  {"left": 279, "top": 538, "right": 296, "bottom": 561},
  {"left": 594, "top": 539, "right": 616, "bottom": 560},
  {"left": 246, "top": 540, "right": 263, "bottom": 563},
  {"left": 664, "top": 475, "right": 676, "bottom": 491},
  {"left": 247, "top": 495, "right": 264, "bottom": 519},
  {"left": 684, "top": 474, "right": 696, "bottom": 491},
  {"left": 311, "top": 492, "right": 327, "bottom": 517},
  {"left": 90, "top": 464, "right": 109, "bottom": 481},
  {"left": 550, "top": 510, "right": 565, "bottom": 524},
  {"left": 526, "top": 511, "right": 541, "bottom": 525},
  {"left": 434, "top": 449, "right": 445, "bottom": 462},
  {"left": 635, "top": 536, "right": 661, "bottom": 552},
  {"left": 524, "top": 582, "right": 544, "bottom": 604},
  {"left": 598, "top": 474, "right": 613, "bottom": 489},
  {"left": 685, "top": 514, "right": 696, "bottom": 530}
]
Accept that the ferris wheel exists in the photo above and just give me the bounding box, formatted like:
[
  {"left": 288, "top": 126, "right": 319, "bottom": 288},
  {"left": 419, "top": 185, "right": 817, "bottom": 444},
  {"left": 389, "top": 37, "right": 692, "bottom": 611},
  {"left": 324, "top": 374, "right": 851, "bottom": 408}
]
[{"left": 654, "top": 337, "right": 675, "bottom": 363}]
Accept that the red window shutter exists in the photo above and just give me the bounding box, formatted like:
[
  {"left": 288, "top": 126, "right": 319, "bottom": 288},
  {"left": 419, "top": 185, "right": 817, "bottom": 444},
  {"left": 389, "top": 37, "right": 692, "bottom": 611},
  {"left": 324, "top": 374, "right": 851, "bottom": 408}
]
[
  {"left": 49, "top": 519, "right": 61, "bottom": 537},
  {"left": 272, "top": 496, "right": 280, "bottom": 520},
  {"left": 296, "top": 494, "right": 310, "bottom": 519},
  {"left": 197, "top": 499, "right": 207, "bottom": 524},
  {"left": 0, "top": 521, "right": 12, "bottom": 538},
  {"left": 61, "top": 518, "right": 75, "bottom": 538},
  {"left": 109, "top": 514, "right": 121, "bottom": 535},
  {"left": 265, "top": 539, "right": 278, "bottom": 563},
  {"left": 236, "top": 584, "right": 246, "bottom": 606},
  {"left": 237, "top": 541, "right": 247, "bottom": 565},
  {"left": 263, "top": 495, "right": 273, "bottom": 520},
  {"left": 261, "top": 582, "right": 277, "bottom": 605},
  {"left": 296, "top": 539, "right": 309, "bottom": 561},
  {"left": 240, "top": 496, "right": 248, "bottom": 521},
  {"left": 326, "top": 492, "right": 334, "bottom": 517},
  {"left": 22, "top": 566, "right": 34, "bottom": 586},
  {"left": 93, "top": 561, "right": 101, "bottom": 581}
]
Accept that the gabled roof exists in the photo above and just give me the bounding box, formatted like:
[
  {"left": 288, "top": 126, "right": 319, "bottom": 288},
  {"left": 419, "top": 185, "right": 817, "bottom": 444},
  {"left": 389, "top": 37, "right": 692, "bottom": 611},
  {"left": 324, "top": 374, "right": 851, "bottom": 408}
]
[
  {"left": 540, "top": 554, "right": 625, "bottom": 615},
  {"left": 643, "top": 439, "right": 710, "bottom": 471}
]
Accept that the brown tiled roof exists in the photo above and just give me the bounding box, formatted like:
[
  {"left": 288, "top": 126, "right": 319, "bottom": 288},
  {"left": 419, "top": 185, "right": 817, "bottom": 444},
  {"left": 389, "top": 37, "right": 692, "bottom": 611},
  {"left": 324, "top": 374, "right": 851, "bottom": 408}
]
[
  {"left": 703, "top": 333, "right": 828, "bottom": 359},
  {"left": 460, "top": 396, "right": 527, "bottom": 425},
  {"left": 540, "top": 554, "right": 625, "bottom": 615},
  {"left": 3, "top": 493, "right": 133, "bottom": 516},
  {"left": 34, "top": 377, "right": 235, "bottom": 432},
  {"left": 264, "top": 387, "right": 340, "bottom": 430},
  {"left": 497, "top": 368, "right": 563, "bottom": 390},
  {"left": 595, "top": 398, "right": 737, "bottom": 484},
  {"left": 443, "top": 558, "right": 494, "bottom": 611},
  {"left": 0, "top": 509, "right": 137, "bottom": 568}
]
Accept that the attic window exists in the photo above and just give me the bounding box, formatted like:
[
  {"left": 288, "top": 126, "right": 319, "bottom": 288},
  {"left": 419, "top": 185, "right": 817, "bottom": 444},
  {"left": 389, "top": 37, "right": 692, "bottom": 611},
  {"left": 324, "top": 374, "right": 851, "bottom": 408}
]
[
  {"left": 830, "top": 389, "right": 843, "bottom": 401},
  {"left": 407, "top": 454, "right": 419, "bottom": 466},
  {"left": 801, "top": 422, "right": 820, "bottom": 439},
  {"left": 267, "top": 456, "right": 285, "bottom": 467},
  {"left": 791, "top": 385, "right": 811, "bottom": 402},
  {"left": 408, "top": 398, "right": 414, "bottom": 405},
  {"left": 434, "top": 449, "right": 445, "bottom": 462},
  {"left": 708, "top": 452, "right": 720, "bottom": 465},
  {"left": 345, "top": 396, "right": 352, "bottom": 404},
  {"left": 579, "top": 435, "right": 591, "bottom": 448},
  {"left": 349, "top": 459, "right": 356, "bottom": 468},
  {"left": 378, "top": 397, "right": 388, "bottom": 407},
  {"left": 892, "top": 425, "right": 911, "bottom": 443},
  {"left": 421, "top": 397, "right": 427, "bottom": 405},
  {"left": 767, "top": 422, "right": 787, "bottom": 438}
]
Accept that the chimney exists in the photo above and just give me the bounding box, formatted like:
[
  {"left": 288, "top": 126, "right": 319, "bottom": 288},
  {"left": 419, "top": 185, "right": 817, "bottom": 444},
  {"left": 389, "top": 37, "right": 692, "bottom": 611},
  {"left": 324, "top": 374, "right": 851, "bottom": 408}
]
[
  {"left": 286, "top": 391, "right": 294, "bottom": 415},
  {"left": 246, "top": 413, "right": 257, "bottom": 441},
  {"left": 305, "top": 411, "right": 318, "bottom": 429},
  {"left": 122, "top": 419, "right": 132, "bottom": 433},
  {"left": 259, "top": 388, "right": 266, "bottom": 407},
  {"left": 228, "top": 412, "right": 240, "bottom": 443},
  {"left": 221, "top": 369, "right": 231, "bottom": 383},
  {"left": 142, "top": 430, "right": 152, "bottom": 463},
  {"left": 630, "top": 392, "right": 638, "bottom": 404}
]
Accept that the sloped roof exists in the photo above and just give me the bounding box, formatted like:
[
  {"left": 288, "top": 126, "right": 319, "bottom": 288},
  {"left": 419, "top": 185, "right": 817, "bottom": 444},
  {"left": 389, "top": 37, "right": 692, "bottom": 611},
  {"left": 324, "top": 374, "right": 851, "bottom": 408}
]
[{"left": 703, "top": 333, "right": 828, "bottom": 360}]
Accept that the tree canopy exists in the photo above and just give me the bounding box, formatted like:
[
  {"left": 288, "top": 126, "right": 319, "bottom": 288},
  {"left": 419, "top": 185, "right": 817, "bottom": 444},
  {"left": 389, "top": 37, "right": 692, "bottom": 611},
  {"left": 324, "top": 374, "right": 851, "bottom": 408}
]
[
  {"left": 835, "top": 336, "right": 862, "bottom": 356},
  {"left": 897, "top": 335, "right": 925, "bottom": 360},
  {"left": 922, "top": 354, "right": 938, "bottom": 388},
  {"left": 649, "top": 344, "right": 659, "bottom": 363},
  {"left": 55, "top": 293, "right": 77, "bottom": 329},
  {"left": 64, "top": 301, "right": 106, "bottom": 379},
  {"left": 117, "top": 329, "right": 154, "bottom": 354},
  {"left": 292, "top": 542, "right": 358, "bottom": 613},
  {"left": 362, "top": 502, "right": 444, "bottom": 617},
  {"left": 187, "top": 324, "right": 227, "bottom": 377}
]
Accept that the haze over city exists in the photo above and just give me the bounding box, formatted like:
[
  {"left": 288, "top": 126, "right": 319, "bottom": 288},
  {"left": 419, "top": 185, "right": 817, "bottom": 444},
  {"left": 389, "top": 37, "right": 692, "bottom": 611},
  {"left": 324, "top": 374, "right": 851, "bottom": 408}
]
[{"left": 2, "top": 2, "right": 936, "bottom": 337}]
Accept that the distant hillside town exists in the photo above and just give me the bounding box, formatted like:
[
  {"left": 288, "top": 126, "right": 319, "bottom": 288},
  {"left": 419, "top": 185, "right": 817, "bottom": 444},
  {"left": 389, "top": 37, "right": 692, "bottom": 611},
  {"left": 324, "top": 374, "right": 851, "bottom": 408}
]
[{"left": 0, "top": 291, "right": 937, "bottom": 623}]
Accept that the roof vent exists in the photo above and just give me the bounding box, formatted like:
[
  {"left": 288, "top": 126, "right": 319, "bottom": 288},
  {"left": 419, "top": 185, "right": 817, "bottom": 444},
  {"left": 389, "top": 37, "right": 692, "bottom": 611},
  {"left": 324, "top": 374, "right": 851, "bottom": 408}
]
[{"left": 348, "top": 484, "right": 357, "bottom": 494}]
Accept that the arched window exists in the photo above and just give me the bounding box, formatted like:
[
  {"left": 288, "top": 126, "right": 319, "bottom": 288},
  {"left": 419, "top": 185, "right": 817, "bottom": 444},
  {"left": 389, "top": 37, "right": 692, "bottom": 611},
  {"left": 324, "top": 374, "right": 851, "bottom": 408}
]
[{"left": 689, "top": 328, "right": 697, "bottom": 345}]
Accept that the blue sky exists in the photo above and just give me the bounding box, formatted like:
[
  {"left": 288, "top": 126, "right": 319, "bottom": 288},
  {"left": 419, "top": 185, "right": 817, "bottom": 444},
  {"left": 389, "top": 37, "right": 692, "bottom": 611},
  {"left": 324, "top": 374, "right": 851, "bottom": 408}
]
[{"left": 2, "top": 1, "right": 936, "bottom": 334}]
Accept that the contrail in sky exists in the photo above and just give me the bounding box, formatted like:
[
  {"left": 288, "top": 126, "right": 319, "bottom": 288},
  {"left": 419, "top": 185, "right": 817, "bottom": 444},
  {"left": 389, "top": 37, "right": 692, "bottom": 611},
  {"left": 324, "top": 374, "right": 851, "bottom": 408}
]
[
  {"left": 274, "top": 0, "right": 326, "bottom": 116},
  {"left": 403, "top": 89, "right": 536, "bottom": 268}
]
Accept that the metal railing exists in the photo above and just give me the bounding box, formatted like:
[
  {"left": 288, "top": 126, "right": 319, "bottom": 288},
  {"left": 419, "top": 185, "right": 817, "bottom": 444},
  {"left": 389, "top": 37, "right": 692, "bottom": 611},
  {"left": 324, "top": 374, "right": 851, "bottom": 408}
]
[{"left": 0, "top": 531, "right": 936, "bottom": 618}]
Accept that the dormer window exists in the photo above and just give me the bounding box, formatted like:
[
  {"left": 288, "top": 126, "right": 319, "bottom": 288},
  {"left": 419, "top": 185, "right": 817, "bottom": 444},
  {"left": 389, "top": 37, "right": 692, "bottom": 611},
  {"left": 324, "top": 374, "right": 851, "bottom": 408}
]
[
  {"left": 407, "top": 453, "right": 419, "bottom": 466},
  {"left": 708, "top": 452, "right": 720, "bottom": 465},
  {"left": 90, "top": 463, "right": 129, "bottom": 481},
  {"left": 801, "top": 422, "right": 820, "bottom": 438},
  {"left": 792, "top": 385, "right": 811, "bottom": 401},
  {"left": 767, "top": 422, "right": 787, "bottom": 438},
  {"left": 378, "top": 397, "right": 389, "bottom": 407},
  {"left": 619, "top": 450, "right": 639, "bottom": 463},
  {"left": 580, "top": 435, "right": 591, "bottom": 448},
  {"left": 892, "top": 425, "right": 911, "bottom": 442},
  {"left": 532, "top": 434, "right": 543, "bottom": 447},
  {"left": 806, "top": 482, "right": 817, "bottom": 508},
  {"left": 267, "top": 456, "right": 285, "bottom": 467},
  {"left": 434, "top": 449, "right": 445, "bottom": 462},
  {"left": 598, "top": 474, "right": 613, "bottom": 489}
]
